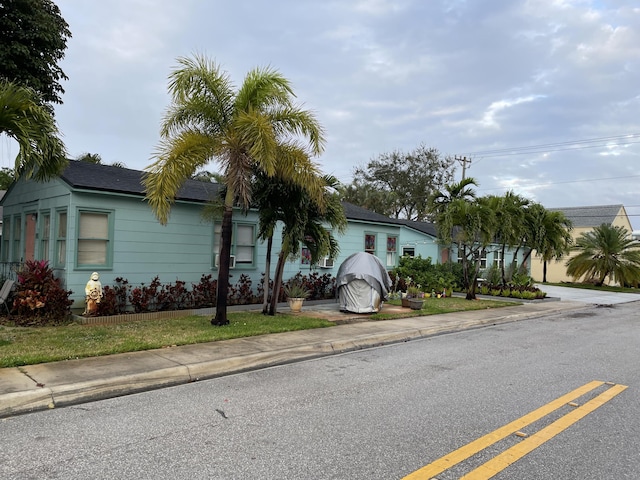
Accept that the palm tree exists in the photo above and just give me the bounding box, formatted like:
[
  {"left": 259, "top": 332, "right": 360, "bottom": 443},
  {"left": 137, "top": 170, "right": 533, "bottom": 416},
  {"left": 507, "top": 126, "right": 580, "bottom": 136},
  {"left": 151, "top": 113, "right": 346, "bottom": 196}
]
[
  {"left": 566, "top": 224, "right": 640, "bottom": 286},
  {"left": 428, "top": 176, "right": 478, "bottom": 219},
  {"left": 254, "top": 172, "right": 346, "bottom": 314},
  {"left": 521, "top": 204, "right": 573, "bottom": 282},
  {"left": 486, "top": 192, "right": 529, "bottom": 284},
  {"left": 431, "top": 189, "right": 496, "bottom": 299},
  {"left": 0, "top": 79, "right": 67, "bottom": 181},
  {"left": 143, "top": 55, "right": 326, "bottom": 325}
]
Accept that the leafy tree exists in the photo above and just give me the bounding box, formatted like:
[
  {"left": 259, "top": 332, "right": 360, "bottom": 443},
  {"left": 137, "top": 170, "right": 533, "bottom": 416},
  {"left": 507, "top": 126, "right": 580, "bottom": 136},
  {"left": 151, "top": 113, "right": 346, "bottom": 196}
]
[
  {"left": 338, "top": 181, "right": 389, "bottom": 217},
  {"left": 191, "top": 170, "right": 223, "bottom": 183},
  {"left": 345, "top": 144, "right": 456, "bottom": 221},
  {"left": 566, "top": 224, "right": 640, "bottom": 286},
  {"left": 76, "top": 152, "right": 126, "bottom": 168},
  {"left": 77, "top": 152, "right": 102, "bottom": 164},
  {"left": 0, "top": 0, "right": 71, "bottom": 106},
  {"left": 143, "top": 55, "right": 325, "bottom": 326},
  {"left": 0, "top": 167, "right": 15, "bottom": 189},
  {"left": 0, "top": 79, "right": 67, "bottom": 181},
  {"left": 521, "top": 204, "right": 573, "bottom": 282}
]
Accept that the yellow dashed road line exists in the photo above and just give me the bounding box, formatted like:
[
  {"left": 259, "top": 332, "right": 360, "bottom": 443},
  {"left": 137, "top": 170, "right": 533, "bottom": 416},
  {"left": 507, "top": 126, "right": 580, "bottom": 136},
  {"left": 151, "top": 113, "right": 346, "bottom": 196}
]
[{"left": 403, "top": 381, "right": 627, "bottom": 480}]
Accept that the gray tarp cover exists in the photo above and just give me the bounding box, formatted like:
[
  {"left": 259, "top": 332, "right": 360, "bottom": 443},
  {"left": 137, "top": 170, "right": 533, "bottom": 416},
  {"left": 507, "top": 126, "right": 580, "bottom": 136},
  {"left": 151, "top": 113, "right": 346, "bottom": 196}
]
[{"left": 336, "top": 252, "right": 393, "bottom": 313}]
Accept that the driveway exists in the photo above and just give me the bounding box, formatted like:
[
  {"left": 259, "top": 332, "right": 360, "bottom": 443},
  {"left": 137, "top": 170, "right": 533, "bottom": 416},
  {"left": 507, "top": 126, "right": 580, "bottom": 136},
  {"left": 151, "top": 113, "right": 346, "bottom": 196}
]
[{"left": 537, "top": 284, "right": 640, "bottom": 305}]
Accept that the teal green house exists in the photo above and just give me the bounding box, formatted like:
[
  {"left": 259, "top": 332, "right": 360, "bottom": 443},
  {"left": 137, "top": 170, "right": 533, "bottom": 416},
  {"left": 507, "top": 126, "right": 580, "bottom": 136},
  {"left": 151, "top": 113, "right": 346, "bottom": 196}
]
[{"left": 0, "top": 161, "right": 447, "bottom": 309}]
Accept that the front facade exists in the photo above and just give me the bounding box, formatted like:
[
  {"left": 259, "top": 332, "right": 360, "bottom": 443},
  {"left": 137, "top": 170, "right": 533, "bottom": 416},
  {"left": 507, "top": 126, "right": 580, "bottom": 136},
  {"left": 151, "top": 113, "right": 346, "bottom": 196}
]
[
  {"left": 529, "top": 204, "right": 633, "bottom": 284},
  {"left": 1, "top": 161, "right": 538, "bottom": 310},
  {"left": 1, "top": 162, "right": 446, "bottom": 309}
]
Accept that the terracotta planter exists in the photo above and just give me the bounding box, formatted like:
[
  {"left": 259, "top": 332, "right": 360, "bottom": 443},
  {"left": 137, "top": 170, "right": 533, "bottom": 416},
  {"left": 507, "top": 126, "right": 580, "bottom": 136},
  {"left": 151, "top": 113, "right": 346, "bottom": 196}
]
[{"left": 287, "top": 297, "right": 305, "bottom": 313}]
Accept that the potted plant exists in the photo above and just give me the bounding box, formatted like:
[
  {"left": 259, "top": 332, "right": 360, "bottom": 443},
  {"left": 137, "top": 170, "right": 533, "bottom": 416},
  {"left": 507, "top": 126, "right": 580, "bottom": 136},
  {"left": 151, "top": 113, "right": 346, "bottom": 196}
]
[
  {"left": 405, "top": 286, "right": 423, "bottom": 309},
  {"left": 283, "top": 281, "right": 310, "bottom": 313}
]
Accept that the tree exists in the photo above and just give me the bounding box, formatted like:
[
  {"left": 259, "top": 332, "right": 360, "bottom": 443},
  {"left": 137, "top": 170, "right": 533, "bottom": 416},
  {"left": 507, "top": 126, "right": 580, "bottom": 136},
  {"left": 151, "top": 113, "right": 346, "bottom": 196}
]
[
  {"left": 428, "top": 176, "right": 478, "bottom": 219},
  {"left": 0, "top": 79, "right": 68, "bottom": 181},
  {"left": 143, "top": 55, "right": 325, "bottom": 326},
  {"left": 345, "top": 144, "right": 456, "bottom": 221},
  {"left": 0, "top": 167, "right": 15, "bottom": 189},
  {"left": 77, "top": 152, "right": 102, "bottom": 164},
  {"left": 486, "top": 191, "right": 529, "bottom": 284},
  {"left": 338, "top": 181, "right": 389, "bottom": 217},
  {"left": 253, "top": 173, "right": 346, "bottom": 315},
  {"left": 566, "top": 224, "right": 640, "bottom": 287},
  {"left": 443, "top": 197, "right": 496, "bottom": 299},
  {"left": 521, "top": 204, "right": 573, "bottom": 282},
  {"left": 0, "top": 0, "right": 71, "bottom": 106}
]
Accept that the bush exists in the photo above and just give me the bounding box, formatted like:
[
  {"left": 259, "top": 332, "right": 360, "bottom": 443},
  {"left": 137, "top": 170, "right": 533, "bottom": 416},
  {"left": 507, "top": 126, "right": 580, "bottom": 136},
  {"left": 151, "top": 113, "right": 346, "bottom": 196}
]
[
  {"left": 11, "top": 260, "right": 73, "bottom": 325},
  {"left": 390, "top": 256, "right": 458, "bottom": 293}
]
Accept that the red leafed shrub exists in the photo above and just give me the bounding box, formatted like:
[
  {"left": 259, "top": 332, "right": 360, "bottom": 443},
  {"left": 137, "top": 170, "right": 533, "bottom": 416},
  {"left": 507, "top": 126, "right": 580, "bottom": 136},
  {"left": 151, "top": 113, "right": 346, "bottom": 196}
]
[{"left": 12, "top": 260, "right": 73, "bottom": 325}]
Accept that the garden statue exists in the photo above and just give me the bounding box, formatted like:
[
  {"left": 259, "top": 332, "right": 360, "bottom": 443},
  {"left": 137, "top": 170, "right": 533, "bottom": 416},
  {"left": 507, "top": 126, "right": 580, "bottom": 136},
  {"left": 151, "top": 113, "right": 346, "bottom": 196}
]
[{"left": 84, "top": 271, "right": 103, "bottom": 315}]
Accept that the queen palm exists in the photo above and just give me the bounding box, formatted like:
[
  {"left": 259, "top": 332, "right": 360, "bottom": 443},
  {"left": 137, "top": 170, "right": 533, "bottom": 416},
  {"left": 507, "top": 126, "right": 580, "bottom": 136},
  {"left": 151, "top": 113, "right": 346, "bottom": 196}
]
[
  {"left": 0, "top": 79, "right": 67, "bottom": 181},
  {"left": 566, "top": 224, "right": 640, "bottom": 286},
  {"left": 144, "top": 55, "right": 325, "bottom": 325}
]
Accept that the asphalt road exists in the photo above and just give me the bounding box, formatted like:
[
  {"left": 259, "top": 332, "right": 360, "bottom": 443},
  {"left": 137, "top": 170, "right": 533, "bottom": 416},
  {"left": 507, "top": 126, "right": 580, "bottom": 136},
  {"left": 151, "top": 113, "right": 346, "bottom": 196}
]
[{"left": 1, "top": 300, "right": 638, "bottom": 479}]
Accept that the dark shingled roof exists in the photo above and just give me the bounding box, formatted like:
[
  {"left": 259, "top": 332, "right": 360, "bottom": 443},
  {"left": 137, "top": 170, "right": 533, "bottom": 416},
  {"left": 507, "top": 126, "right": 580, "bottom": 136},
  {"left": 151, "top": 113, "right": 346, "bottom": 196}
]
[
  {"left": 60, "top": 160, "right": 221, "bottom": 202},
  {"left": 340, "top": 201, "right": 399, "bottom": 224},
  {"left": 550, "top": 204, "right": 623, "bottom": 228},
  {"left": 59, "top": 161, "right": 438, "bottom": 234}
]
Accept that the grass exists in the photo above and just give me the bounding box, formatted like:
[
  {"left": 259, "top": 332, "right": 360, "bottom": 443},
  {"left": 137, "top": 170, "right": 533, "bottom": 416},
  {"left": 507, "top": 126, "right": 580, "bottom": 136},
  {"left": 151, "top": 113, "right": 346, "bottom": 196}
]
[
  {"left": 0, "top": 312, "right": 333, "bottom": 368},
  {"left": 0, "top": 297, "right": 518, "bottom": 368}
]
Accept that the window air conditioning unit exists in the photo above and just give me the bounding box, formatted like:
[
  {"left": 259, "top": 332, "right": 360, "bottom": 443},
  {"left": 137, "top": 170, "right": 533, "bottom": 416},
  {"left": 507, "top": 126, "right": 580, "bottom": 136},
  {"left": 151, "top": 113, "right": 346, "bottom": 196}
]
[
  {"left": 320, "top": 257, "right": 334, "bottom": 268},
  {"left": 215, "top": 254, "right": 236, "bottom": 269}
]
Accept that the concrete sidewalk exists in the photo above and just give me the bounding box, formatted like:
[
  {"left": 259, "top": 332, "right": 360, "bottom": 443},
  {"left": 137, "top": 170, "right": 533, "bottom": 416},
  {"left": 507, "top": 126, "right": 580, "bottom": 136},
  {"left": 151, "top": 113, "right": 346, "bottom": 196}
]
[{"left": 0, "top": 300, "right": 588, "bottom": 418}]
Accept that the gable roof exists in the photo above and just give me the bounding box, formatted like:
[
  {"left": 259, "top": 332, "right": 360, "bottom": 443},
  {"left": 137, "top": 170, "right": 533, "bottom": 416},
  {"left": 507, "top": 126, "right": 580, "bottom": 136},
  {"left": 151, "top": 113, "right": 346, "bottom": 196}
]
[
  {"left": 55, "top": 161, "right": 439, "bottom": 235},
  {"left": 550, "top": 204, "right": 624, "bottom": 228},
  {"left": 59, "top": 160, "right": 221, "bottom": 202}
]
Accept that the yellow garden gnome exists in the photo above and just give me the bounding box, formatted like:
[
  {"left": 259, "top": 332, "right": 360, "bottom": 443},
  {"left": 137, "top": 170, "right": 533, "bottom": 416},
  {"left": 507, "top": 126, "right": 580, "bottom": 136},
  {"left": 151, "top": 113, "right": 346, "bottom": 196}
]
[{"left": 84, "top": 272, "right": 103, "bottom": 315}]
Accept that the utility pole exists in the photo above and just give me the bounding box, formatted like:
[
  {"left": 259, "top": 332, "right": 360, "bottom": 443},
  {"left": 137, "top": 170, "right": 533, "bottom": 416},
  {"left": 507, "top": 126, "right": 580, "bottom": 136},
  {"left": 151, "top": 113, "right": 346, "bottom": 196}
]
[{"left": 455, "top": 155, "right": 471, "bottom": 180}]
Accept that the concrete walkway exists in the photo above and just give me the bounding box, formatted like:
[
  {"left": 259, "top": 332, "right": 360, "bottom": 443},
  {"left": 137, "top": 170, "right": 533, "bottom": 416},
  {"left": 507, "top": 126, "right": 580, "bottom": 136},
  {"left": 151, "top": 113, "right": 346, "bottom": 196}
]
[
  {"left": 535, "top": 284, "right": 640, "bottom": 305},
  {"left": 0, "top": 298, "right": 597, "bottom": 419}
]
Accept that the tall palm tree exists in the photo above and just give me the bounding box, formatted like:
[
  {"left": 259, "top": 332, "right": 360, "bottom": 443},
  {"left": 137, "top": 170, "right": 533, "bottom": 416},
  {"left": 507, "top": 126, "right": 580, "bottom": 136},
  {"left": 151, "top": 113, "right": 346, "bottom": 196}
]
[
  {"left": 143, "top": 55, "right": 326, "bottom": 325},
  {"left": 431, "top": 188, "right": 496, "bottom": 299},
  {"left": 486, "top": 192, "right": 529, "bottom": 284},
  {"left": 521, "top": 204, "right": 573, "bottom": 282},
  {"left": 566, "top": 224, "right": 640, "bottom": 286},
  {"left": 254, "top": 172, "right": 346, "bottom": 314},
  {"left": 0, "top": 79, "right": 67, "bottom": 181}
]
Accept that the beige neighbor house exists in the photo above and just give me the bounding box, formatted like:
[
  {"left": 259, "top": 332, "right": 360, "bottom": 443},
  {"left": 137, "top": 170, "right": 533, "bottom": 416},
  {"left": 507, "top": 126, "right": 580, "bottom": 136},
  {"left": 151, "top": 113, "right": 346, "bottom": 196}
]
[{"left": 530, "top": 204, "right": 633, "bottom": 284}]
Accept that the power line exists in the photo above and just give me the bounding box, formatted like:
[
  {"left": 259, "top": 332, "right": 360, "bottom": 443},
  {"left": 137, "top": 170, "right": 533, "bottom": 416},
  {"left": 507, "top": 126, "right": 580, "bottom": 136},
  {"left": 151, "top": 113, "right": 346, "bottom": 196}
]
[{"left": 461, "top": 133, "right": 640, "bottom": 159}]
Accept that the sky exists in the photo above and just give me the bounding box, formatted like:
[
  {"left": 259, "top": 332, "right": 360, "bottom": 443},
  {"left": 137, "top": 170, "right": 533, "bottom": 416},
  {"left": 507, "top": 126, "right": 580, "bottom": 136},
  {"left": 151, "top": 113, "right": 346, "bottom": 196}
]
[{"left": 3, "top": 0, "right": 639, "bottom": 229}]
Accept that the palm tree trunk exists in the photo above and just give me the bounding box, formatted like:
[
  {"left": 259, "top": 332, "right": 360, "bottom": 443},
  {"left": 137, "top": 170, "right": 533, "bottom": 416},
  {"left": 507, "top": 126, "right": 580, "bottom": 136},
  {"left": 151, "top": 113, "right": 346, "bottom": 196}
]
[
  {"left": 500, "top": 245, "right": 507, "bottom": 285},
  {"left": 262, "top": 235, "right": 273, "bottom": 314},
  {"left": 212, "top": 204, "right": 233, "bottom": 326},
  {"left": 269, "top": 250, "right": 286, "bottom": 315},
  {"left": 542, "top": 260, "right": 547, "bottom": 283}
]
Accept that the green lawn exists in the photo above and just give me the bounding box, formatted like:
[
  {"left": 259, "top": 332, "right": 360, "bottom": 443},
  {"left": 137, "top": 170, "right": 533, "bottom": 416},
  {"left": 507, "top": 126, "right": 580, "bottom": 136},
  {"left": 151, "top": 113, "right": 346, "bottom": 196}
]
[{"left": 0, "top": 297, "right": 517, "bottom": 368}]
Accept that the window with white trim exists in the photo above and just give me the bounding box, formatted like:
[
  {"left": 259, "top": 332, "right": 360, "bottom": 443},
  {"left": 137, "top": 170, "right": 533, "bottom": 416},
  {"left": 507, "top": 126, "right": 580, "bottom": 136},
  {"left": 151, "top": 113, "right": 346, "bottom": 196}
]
[
  {"left": 213, "top": 222, "right": 256, "bottom": 268},
  {"left": 402, "top": 246, "right": 415, "bottom": 257},
  {"left": 55, "top": 210, "right": 67, "bottom": 268},
  {"left": 76, "top": 210, "right": 113, "bottom": 268},
  {"left": 12, "top": 216, "right": 21, "bottom": 261},
  {"left": 386, "top": 236, "right": 397, "bottom": 266},
  {"left": 40, "top": 212, "right": 51, "bottom": 261},
  {"left": 364, "top": 233, "right": 376, "bottom": 254}
]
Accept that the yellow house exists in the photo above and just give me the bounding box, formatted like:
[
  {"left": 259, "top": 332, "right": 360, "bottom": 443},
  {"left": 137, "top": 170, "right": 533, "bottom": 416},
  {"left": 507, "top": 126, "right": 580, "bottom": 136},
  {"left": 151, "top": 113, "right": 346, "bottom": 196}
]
[{"left": 530, "top": 204, "right": 633, "bottom": 284}]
